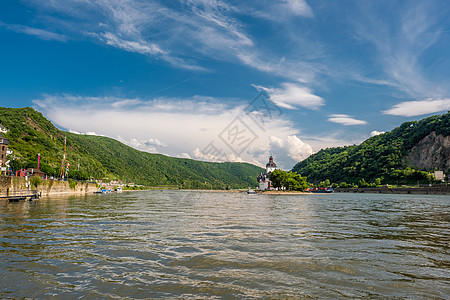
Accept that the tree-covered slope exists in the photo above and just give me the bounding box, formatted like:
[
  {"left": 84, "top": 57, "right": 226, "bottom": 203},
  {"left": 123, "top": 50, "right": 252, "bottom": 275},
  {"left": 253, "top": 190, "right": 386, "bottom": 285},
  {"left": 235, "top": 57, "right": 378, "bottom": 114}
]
[
  {"left": 0, "top": 107, "right": 106, "bottom": 178},
  {"left": 69, "top": 133, "right": 263, "bottom": 188},
  {"left": 0, "top": 107, "right": 263, "bottom": 188},
  {"left": 292, "top": 112, "right": 450, "bottom": 184}
]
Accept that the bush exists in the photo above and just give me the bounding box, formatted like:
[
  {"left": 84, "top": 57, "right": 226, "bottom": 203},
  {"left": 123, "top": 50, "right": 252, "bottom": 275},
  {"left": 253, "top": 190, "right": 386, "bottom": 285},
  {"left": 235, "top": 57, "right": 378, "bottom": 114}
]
[
  {"left": 30, "top": 175, "right": 43, "bottom": 188},
  {"left": 69, "top": 179, "right": 77, "bottom": 190}
]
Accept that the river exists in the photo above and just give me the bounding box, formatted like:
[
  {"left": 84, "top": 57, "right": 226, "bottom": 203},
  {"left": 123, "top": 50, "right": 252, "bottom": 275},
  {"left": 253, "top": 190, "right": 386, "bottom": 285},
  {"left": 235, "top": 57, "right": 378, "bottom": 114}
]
[{"left": 0, "top": 191, "right": 448, "bottom": 299}]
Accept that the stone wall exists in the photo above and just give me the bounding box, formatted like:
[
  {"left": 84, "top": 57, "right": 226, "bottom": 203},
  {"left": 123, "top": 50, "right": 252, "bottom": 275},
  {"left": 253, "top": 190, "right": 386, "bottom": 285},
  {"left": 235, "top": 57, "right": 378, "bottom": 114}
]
[
  {"left": 336, "top": 185, "right": 450, "bottom": 195},
  {"left": 0, "top": 176, "right": 98, "bottom": 196}
]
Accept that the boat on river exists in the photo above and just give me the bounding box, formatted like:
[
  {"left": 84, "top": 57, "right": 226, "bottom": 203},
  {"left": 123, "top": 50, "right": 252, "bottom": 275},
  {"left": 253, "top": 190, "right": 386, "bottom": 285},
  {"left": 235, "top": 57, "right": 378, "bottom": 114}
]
[
  {"left": 247, "top": 188, "right": 256, "bottom": 194},
  {"left": 308, "top": 187, "right": 334, "bottom": 193}
]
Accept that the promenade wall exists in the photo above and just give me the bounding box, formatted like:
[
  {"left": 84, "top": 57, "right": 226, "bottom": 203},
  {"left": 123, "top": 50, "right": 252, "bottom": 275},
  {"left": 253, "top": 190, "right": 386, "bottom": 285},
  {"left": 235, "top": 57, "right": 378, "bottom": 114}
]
[
  {"left": 0, "top": 176, "right": 97, "bottom": 196},
  {"left": 336, "top": 185, "right": 450, "bottom": 195}
]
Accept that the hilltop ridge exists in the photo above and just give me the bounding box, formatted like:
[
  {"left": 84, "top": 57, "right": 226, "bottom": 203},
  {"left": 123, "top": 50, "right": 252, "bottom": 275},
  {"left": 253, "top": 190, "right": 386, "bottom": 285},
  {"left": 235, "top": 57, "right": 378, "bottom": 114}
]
[{"left": 292, "top": 112, "right": 450, "bottom": 185}]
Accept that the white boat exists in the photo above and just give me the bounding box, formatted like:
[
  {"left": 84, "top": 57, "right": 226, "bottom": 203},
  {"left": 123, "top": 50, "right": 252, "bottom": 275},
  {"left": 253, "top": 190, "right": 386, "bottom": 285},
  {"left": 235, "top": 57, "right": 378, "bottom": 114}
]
[{"left": 247, "top": 188, "right": 256, "bottom": 194}]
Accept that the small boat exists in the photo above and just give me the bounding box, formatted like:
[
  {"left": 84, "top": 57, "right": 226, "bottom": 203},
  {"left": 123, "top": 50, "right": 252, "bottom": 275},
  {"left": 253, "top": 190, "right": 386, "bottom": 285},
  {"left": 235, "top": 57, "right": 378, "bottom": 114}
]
[
  {"left": 308, "top": 187, "right": 334, "bottom": 193},
  {"left": 115, "top": 187, "right": 123, "bottom": 193},
  {"left": 94, "top": 189, "right": 110, "bottom": 194},
  {"left": 247, "top": 188, "right": 256, "bottom": 194}
]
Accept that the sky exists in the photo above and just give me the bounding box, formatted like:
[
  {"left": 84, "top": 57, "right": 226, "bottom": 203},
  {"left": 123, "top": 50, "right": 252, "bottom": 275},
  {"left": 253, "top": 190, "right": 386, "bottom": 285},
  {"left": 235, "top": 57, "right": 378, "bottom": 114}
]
[{"left": 1, "top": 0, "right": 450, "bottom": 169}]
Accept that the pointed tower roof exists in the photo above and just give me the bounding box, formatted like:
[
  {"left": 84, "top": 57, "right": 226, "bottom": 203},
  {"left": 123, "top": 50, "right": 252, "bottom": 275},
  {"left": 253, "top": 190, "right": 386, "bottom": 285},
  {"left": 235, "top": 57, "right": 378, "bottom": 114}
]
[{"left": 266, "top": 156, "right": 276, "bottom": 168}]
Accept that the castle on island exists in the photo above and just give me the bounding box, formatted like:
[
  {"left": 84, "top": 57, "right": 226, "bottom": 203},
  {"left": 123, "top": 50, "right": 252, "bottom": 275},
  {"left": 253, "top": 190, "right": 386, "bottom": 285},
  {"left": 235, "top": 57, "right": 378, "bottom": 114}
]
[{"left": 257, "top": 156, "right": 277, "bottom": 191}]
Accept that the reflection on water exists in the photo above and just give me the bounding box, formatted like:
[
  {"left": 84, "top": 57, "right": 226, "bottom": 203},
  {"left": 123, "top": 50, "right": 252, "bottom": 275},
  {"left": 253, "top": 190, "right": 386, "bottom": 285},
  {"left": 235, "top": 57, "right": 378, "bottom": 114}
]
[{"left": 0, "top": 191, "right": 449, "bottom": 299}]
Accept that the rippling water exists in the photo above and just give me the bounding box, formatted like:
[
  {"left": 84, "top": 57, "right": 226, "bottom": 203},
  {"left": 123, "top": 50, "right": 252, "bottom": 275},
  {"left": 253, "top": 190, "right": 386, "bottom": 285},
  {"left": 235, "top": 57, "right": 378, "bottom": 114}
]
[{"left": 0, "top": 191, "right": 449, "bottom": 299}]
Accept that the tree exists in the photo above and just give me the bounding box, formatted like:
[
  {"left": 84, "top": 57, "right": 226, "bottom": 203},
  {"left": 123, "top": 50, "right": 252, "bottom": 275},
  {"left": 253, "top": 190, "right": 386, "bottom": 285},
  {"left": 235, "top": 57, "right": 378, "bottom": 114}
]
[
  {"left": 269, "top": 169, "right": 287, "bottom": 189},
  {"left": 269, "top": 170, "right": 308, "bottom": 191}
]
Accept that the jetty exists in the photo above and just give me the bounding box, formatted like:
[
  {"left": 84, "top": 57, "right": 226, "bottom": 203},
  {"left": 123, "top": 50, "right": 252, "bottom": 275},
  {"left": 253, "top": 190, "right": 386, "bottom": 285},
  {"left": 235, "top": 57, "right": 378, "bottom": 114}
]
[{"left": 0, "top": 189, "right": 40, "bottom": 202}]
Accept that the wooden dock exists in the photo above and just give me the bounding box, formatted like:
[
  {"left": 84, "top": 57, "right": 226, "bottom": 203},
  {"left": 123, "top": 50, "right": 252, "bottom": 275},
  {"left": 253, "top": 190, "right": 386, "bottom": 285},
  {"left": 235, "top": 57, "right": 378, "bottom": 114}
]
[{"left": 0, "top": 189, "right": 41, "bottom": 202}]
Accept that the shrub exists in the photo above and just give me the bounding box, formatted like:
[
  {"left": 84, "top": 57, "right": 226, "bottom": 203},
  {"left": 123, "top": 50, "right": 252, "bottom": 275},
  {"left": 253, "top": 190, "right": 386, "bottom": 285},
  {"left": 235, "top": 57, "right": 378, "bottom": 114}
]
[{"left": 30, "top": 175, "right": 42, "bottom": 188}]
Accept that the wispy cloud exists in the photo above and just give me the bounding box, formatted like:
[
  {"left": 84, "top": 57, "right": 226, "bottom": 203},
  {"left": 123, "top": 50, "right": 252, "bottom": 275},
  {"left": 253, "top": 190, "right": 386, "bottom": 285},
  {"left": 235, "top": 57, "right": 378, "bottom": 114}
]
[
  {"left": 238, "top": 0, "right": 313, "bottom": 21},
  {"left": 328, "top": 114, "right": 367, "bottom": 126},
  {"left": 351, "top": 1, "right": 448, "bottom": 98},
  {"left": 19, "top": 0, "right": 318, "bottom": 79},
  {"left": 0, "top": 22, "right": 67, "bottom": 41},
  {"left": 253, "top": 83, "right": 324, "bottom": 110},
  {"left": 383, "top": 98, "right": 450, "bottom": 117}
]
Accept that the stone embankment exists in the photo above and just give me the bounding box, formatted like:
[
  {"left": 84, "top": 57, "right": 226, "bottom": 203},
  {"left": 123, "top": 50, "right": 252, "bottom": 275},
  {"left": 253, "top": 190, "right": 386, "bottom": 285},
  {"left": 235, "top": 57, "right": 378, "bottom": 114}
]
[
  {"left": 0, "top": 176, "right": 97, "bottom": 196},
  {"left": 336, "top": 185, "right": 450, "bottom": 195}
]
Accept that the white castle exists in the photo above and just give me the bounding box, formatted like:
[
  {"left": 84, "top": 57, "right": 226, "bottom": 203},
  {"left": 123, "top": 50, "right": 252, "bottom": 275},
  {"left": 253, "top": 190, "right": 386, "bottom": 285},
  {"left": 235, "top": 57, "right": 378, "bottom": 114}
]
[{"left": 257, "top": 156, "right": 277, "bottom": 190}]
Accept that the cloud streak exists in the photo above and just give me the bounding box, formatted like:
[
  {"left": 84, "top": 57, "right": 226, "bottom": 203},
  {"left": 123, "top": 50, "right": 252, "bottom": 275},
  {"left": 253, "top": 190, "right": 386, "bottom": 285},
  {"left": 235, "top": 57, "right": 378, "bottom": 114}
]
[
  {"left": 253, "top": 83, "right": 324, "bottom": 110},
  {"left": 0, "top": 22, "right": 67, "bottom": 41},
  {"left": 328, "top": 114, "right": 367, "bottom": 126},
  {"left": 383, "top": 98, "right": 450, "bottom": 117}
]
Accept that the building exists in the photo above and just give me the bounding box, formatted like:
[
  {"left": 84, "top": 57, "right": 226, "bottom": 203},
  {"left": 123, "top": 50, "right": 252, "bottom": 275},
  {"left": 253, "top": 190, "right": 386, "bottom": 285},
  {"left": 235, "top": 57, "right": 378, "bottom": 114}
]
[
  {"left": 26, "top": 168, "right": 46, "bottom": 177},
  {"left": 0, "top": 124, "right": 8, "bottom": 134},
  {"left": 257, "top": 156, "right": 277, "bottom": 190},
  {"left": 0, "top": 133, "right": 9, "bottom": 167},
  {"left": 434, "top": 170, "right": 445, "bottom": 181}
]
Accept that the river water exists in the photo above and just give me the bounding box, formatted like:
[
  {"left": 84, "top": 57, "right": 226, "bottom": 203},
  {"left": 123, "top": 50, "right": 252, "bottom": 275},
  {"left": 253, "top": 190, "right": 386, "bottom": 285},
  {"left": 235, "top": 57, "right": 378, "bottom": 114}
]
[{"left": 0, "top": 191, "right": 449, "bottom": 299}]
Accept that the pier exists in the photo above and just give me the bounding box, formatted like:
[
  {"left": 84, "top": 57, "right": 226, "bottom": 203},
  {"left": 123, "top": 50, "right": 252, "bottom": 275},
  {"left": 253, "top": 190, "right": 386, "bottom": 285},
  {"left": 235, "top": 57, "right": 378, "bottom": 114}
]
[{"left": 0, "top": 189, "right": 40, "bottom": 202}]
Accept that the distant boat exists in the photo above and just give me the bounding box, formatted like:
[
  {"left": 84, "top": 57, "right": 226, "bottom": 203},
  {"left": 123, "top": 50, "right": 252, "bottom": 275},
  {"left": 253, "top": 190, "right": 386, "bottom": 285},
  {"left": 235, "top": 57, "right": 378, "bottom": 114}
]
[
  {"left": 115, "top": 187, "right": 123, "bottom": 193},
  {"left": 94, "top": 189, "right": 110, "bottom": 194},
  {"left": 308, "top": 187, "right": 334, "bottom": 193},
  {"left": 247, "top": 188, "right": 256, "bottom": 194}
]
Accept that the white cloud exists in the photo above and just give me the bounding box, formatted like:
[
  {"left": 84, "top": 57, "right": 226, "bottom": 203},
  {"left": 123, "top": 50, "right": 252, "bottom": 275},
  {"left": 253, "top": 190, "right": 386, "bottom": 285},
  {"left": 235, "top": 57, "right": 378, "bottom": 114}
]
[
  {"left": 370, "top": 130, "right": 385, "bottom": 137},
  {"left": 69, "top": 129, "right": 80, "bottom": 134},
  {"left": 68, "top": 129, "right": 103, "bottom": 136},
  {"left": 383, "top": 98, "right": 450, "bottom": 117},
  {"left": 269, "top": 135, "right": 313, "bottom": 169},
  {"left": 177, "top": 153, "right": 192, "bottom": 159},
  {"left": 33, "top": 93, "right": 304, "bottom": 167},
  {"left": 253, "top": 83, "right": 324, "bottom": 110},
  {"left": 327, "top": 114, "right": 367, "bottom": 126}
]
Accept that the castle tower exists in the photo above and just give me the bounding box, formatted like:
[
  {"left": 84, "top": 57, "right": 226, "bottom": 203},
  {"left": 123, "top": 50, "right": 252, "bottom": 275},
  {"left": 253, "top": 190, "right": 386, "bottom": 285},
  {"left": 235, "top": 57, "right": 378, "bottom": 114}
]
[{"left": 265, "top": 155, "right": 277, "bottom": 174}]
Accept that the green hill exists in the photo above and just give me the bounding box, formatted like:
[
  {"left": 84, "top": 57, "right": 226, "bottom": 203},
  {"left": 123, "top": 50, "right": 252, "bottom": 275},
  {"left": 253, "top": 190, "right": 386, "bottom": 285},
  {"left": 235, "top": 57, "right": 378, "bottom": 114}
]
[
  {"left": 292, "top": 112, "right": 450, "bottom": 185},
  {"left": 0, "top": 107, "right": 263, "bottom": 188}
]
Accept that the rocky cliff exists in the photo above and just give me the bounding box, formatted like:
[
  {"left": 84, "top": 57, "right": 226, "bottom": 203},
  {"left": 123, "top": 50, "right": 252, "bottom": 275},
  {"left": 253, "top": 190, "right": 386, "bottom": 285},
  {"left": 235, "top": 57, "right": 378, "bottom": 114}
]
[{"left": 404, "top": 132, "right": 450, "bottom": 170}]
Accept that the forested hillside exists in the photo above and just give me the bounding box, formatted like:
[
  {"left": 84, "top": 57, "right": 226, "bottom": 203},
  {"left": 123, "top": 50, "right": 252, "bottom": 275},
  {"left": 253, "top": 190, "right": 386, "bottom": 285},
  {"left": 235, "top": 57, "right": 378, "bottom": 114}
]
[
  {"left": 0, "top": 107, "right": 263, "bottom": 188},
  {"left": 292, "top": 112, "right": 450, "bottom": 185}
]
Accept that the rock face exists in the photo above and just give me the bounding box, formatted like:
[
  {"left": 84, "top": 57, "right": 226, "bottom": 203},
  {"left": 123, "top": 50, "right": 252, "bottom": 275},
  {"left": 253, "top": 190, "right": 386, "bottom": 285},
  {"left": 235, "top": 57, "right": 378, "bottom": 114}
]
[{"left": 404, "top": 132, "right": 450, "bottom": 170}]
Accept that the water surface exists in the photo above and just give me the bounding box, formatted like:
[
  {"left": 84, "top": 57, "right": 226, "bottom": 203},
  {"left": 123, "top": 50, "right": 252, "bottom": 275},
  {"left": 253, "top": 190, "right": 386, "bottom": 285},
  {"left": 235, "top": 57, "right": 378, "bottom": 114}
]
[{"left": 1, "top": 191, "right": 449, "bottom": 299}]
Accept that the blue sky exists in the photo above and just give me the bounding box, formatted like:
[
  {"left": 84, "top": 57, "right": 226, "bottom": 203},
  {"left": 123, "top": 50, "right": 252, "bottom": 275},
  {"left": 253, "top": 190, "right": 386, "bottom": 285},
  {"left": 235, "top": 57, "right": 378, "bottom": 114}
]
[{"left": 1, "top": 0, "right": 450, "bottom": 169}]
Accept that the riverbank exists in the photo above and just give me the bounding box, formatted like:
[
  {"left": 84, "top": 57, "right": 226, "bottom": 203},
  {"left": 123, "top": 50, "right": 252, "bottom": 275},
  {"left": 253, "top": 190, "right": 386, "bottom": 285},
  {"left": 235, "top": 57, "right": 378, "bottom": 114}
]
[
  {"left": 336, "top": 185, "right": 450, "bottom": 195},
  {"left": 0, "top": 175, "right": 98, "bottom": 197},
  {"left": 261, "top": 190, "right": 313, "bottom": 195}
]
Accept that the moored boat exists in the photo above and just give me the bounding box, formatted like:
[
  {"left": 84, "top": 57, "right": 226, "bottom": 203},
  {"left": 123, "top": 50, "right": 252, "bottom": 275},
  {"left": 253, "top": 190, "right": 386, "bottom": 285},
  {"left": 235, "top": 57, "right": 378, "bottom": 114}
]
[
  {"left": 308, "top": 187, "right": 334, "bottom": 193},
  {"left": 247, "top": 188, "right": 256, "bottom": 194}
]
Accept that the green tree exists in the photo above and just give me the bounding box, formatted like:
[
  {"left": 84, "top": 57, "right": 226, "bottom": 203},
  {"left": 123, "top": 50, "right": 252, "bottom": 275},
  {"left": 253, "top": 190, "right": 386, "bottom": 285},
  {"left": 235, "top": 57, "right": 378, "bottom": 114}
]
[{"left": 269, "top": 170, "right": 308, "bottom": 191}]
